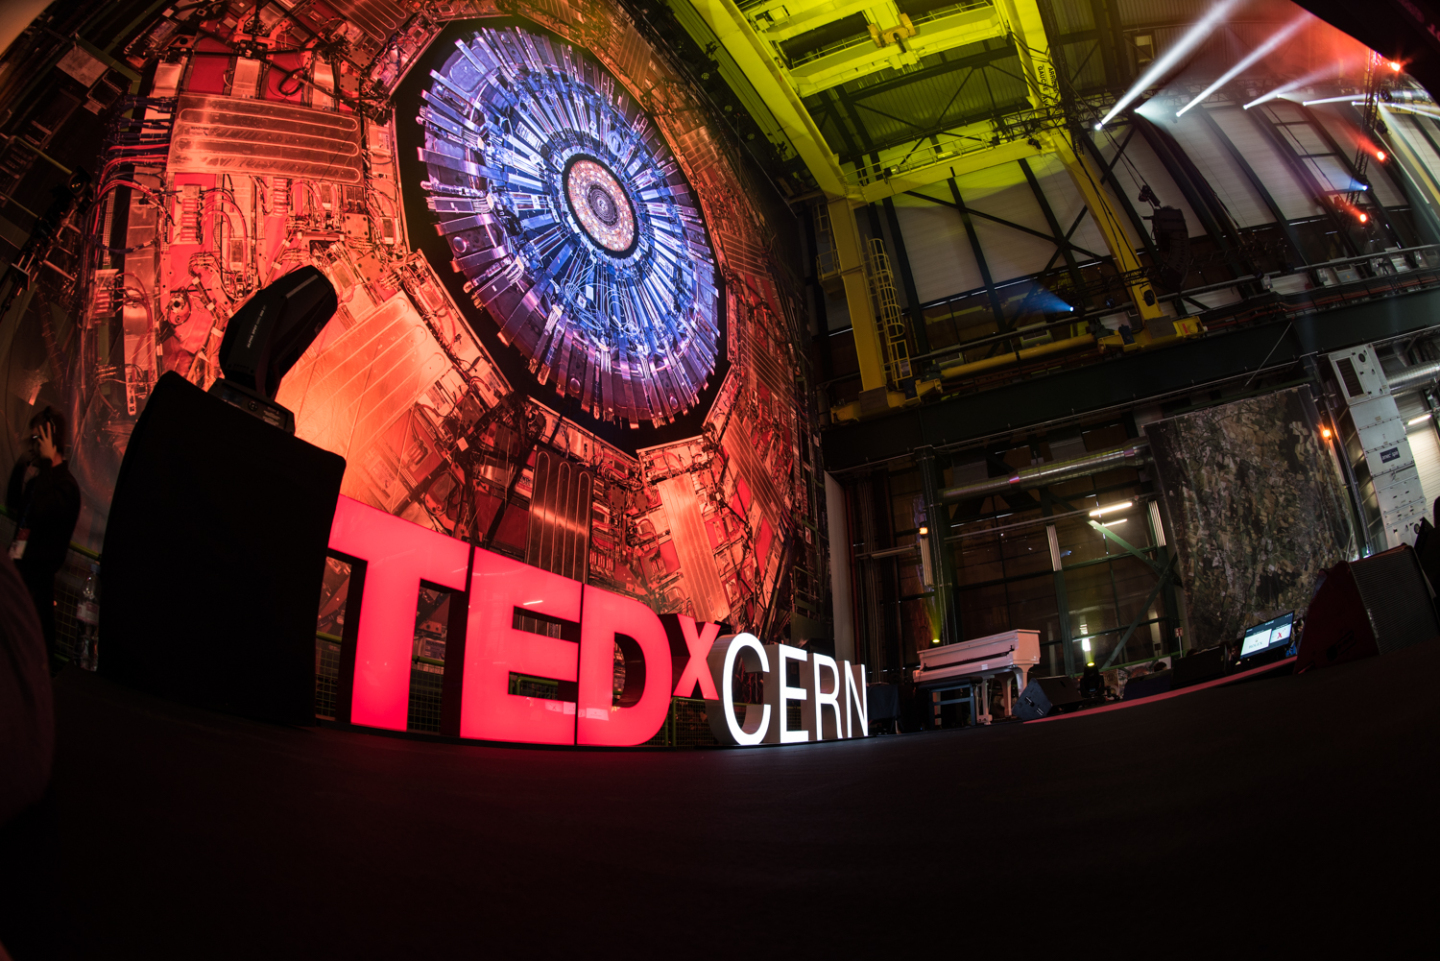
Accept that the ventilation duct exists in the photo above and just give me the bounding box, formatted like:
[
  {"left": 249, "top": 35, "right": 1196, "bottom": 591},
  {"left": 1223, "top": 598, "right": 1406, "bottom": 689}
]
[{"left": 941, "top": 441, "right": 1150, "bottom": 502}]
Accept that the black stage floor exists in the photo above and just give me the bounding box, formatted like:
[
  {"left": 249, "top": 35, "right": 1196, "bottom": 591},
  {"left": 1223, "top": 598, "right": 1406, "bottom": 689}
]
[{"left": 9, "top": 641, "right": 1438, "bottom": 958}]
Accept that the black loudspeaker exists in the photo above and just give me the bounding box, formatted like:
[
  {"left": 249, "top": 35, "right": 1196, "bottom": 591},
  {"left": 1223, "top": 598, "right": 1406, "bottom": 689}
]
[
  {"left": 1015, "top": 676, "right": 1082, "bottom": 719},
  {"left": 1122, "top": 670, "right": 1172, "bottom": 701},
  {"left": 1295, "top": 545, "right": 1439, "bottom": 673},
  {"left": 1014, "top": 679, "right": 1052, "bottom": 720},
  {"left": 1172, "top": 646, "right": 1226, "bottom": 688},
  {"left": 100, "top": 372, "right": 345, "bottom": 723},
  {"left": 1151, "top": 206, "right": 1190, "bottom": 290}
]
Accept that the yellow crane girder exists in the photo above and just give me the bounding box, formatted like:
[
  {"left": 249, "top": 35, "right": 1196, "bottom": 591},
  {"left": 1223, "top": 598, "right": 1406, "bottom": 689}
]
[{"left": 674, "top": 0, "right": 1184, "bottom": 421}]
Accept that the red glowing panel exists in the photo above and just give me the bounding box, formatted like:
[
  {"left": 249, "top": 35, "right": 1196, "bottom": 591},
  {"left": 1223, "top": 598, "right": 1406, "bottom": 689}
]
[
  {"left": 328, "top": 496, "right": 470, "bottom": 731},
  {"left": 577, "top": 586, "right": 672, "bottom": 746},
  {"left": 667, "top": 615, "right": 721, "bottom": 700},
  {"left": 461, "top": 549, "right": 582, "bottom": 744}
]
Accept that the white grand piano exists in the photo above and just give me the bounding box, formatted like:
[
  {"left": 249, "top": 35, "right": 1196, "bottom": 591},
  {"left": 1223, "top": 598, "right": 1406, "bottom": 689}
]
[{"left": 913, "top": 629, "right": 1041, "bottom": 725}]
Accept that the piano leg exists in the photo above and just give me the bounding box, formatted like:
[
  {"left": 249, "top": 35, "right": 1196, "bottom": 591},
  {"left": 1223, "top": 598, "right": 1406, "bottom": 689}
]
[
  {"left": 978, "top": 677, "right": 992, "bottom": 726},
  {"left": 1002, "top": 675, "right": 1012, "bottom": 717}
]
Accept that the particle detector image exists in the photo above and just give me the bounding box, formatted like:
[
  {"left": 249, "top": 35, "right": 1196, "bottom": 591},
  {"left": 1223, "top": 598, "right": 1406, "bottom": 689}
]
[{"left": 417, "top": 26, "right": 721, "bottom": 429}]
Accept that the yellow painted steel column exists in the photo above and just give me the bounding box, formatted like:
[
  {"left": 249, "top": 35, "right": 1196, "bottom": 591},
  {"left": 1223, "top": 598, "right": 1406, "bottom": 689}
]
[
  {"left": 828, "top": 198, "right": 890, "bottom": 397},
  {"left": 685, "top": 0, "right": 852, "bottom": 198},
  {"left": 1049, "top": 133, "right": 1165, "bottom": 323},
  {"left": 998, "top": 0, "right": 1057, "bottom": 111}
]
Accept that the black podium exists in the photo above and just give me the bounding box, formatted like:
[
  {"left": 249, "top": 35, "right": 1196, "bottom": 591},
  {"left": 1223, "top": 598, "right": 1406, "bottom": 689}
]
[{"left": 100, "top": 372, "right": 345, "bottom": 723}]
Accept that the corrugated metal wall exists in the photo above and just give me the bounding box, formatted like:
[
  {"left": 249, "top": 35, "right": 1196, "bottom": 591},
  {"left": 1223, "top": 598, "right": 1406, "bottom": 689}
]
[
  {"left": 890, "top": 191, "right": 983, "bottom": 303},
  {"left": 960, "top": 167, "right": 1059, "bottom": 283},
  {"left": 1092, "top": 127, "right": 1205, "bottom": 237},
  {"left": 1168, "top": 112, "right": 1274, "bottom": 227},
  {"left": 1027, "top": 152, "right": 1112, "bottom": 258},
  {"left": 852, "top": 91, "right": 1440, "bottom": 332},
  {"left": 1210, "top": 106, "right": 1324, "bottom": 220},
  {"left": 1313, "top": 110, "right": 1406, "bottom": 207}
]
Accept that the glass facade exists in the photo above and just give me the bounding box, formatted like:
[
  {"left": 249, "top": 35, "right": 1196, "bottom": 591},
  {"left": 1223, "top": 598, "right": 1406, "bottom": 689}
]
[{"left": 853, "top": 423, "right": 1180, "bottom": 685}]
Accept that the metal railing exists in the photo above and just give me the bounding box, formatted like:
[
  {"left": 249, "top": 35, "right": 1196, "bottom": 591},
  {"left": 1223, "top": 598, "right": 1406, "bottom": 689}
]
[{"left": 822, "top": 242, "right": 1440, "bottom": 404}]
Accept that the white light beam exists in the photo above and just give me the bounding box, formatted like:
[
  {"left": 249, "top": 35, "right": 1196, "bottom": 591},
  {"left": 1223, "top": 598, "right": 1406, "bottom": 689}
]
[
  {"left": 1383, "top": 102, "right": 1440, "bottom": 122},
  {"left": 1301, "top": 94, "right": 1367, "bottom": 107},
  {"left": 1177, "top": 15, "right": 1313, "bottom": 117},
  {"left": 1096, "top": 0, "right": 1243, "bottom": 130},
  {"left": 1244, "top": 61, "right": 1355, "bottom": 109}
]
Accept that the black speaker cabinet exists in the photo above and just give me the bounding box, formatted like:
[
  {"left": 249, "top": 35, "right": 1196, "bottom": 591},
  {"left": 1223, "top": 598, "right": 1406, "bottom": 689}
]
[
  {"left": 1015, "top": 676, "right": 1083, "bottom": 719},
  {"left": 1172, "top": 647, "right": 1226, "bottom": 689},
  {"left": 1295, "top": 545, "right": 1439, "bottom": 673},
  {"left": 100, "top": 372, "right": 345, "bottom": 723}
]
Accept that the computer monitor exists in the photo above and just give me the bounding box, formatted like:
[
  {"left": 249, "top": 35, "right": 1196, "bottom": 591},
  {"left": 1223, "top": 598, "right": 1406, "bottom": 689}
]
[{"left": 1239, "top": 612, "right": 1295, "bottom": 659}]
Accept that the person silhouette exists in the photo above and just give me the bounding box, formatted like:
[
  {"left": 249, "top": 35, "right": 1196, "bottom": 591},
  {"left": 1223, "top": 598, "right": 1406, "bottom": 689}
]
[{"left": 6, "top": 407, "right": 81, "bottom": 674}]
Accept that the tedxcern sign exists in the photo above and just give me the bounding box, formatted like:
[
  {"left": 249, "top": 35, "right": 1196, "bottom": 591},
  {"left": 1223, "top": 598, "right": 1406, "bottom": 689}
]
[{"left": 328, "top": 497, "right": 868, "bottom": 747}]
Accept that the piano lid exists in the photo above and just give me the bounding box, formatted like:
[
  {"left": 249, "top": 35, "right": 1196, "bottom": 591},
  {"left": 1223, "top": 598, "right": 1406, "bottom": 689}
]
[{"left": 918, "top": 629, "right": 1040, "bottom": 671}]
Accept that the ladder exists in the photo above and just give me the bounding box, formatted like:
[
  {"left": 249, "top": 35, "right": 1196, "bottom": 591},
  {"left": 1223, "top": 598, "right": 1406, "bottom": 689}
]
[{"left": 864, "top": 237, "right": 912, "bottom": 384}]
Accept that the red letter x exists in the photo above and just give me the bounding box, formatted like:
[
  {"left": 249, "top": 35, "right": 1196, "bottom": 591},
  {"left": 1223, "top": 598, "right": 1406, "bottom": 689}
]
[{"left": 662, "top": 614, "right": 721, "bottom": 700}]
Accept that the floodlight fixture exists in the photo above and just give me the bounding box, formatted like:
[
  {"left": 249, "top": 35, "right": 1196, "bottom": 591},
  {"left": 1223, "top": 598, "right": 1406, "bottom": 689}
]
[{"left": 211, "top": 265, "right": 338, "bottom": 432}]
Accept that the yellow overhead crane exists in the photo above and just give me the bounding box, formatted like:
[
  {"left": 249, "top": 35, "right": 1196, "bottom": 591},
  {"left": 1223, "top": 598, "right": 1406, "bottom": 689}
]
[{"left": 674, "top": 0, "right": 1199, "bottom": 422}]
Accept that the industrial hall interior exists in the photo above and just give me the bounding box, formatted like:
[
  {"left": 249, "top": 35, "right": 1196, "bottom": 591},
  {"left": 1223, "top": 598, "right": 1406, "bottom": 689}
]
[{"left": 0, "top": 0, "right": 1435, "bottom": 956}]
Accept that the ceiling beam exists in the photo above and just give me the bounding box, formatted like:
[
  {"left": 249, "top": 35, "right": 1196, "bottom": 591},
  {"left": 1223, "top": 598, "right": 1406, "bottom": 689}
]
[{"left": 679, "top": 0, "right": 853, "bottom": 197}]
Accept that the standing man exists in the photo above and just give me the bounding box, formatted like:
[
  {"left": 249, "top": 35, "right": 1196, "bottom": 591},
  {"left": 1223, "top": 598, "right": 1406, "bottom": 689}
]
[{"left": 6, "top": 407, "right": 81, "bottom": 673}]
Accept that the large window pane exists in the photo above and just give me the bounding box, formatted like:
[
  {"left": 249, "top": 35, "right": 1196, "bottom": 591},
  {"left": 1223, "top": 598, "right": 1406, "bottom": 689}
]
[
  {"left": 1006, "top": 573, "right": 1060, "bottom": 643},
  {"left": 1063, "top": 562, "right": 1119, "bottom": 640},
  {"left": 1000, "top": 525, "right": 1052, "bottom": 578},
  {"left": 953, "top": 532, "right": 1004, "bottom": 585},
  {"left": 900, "top": 597, "right": 932, "bottom": 666},
  {"left": 1113, "top": 555, "right": 1166, "bottom": 628},
  {"left": 958, "top": 582, "right": 1009, "bottom": 639}
]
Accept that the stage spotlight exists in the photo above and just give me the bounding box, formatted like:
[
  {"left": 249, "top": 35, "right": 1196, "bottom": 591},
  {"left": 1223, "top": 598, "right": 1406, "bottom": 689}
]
[
  {"left": 1176, "top": 14, "right": 1311, "bottom": 118},
  {"left": 210, "top": 265, "right": 338, "bottom": 432},
  {"left": 1096, "top": 0, "right": 1241, "bottom": 129},
  {"left": 1359, "top": 212, "right": 1369, "bottom": 223},
  {"left": 1376, "top": 149, "right": 1387, "bottom": 161},
  {"left": 1321, "top": 426, "right": 1333, "bottom": 439},
  {"left": 1389, "top": 60, "right": 1403, "bottom": 72}
]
